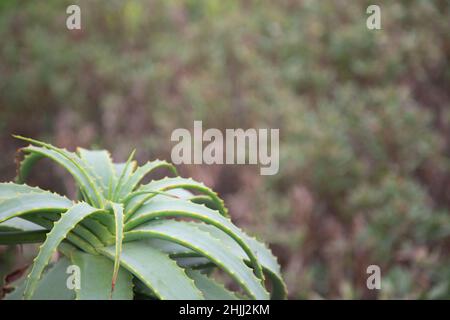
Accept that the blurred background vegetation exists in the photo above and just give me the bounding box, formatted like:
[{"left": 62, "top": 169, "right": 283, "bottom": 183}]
[{"left": 1, "top": 0, "right": 450, "bottom": 299}]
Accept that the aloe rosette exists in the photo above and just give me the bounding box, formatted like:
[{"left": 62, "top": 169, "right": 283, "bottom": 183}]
[{"left": 0, "top": 136, "right": 286, "bottom": 300}]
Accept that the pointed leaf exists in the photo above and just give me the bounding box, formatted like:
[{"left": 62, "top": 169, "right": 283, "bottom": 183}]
[
  {"left": 110, "top": 202, "right": 124, "bottom": 293},
  {"left": 0, "top": 182, "right": 47, "bottom": 199},
  {"left": 194, "top": 223, "right": 287, "bottom": 299},
  {"left": 18, "top": 143, "right": 103, "bottom": 207},
  {"left": 77, "top": 148, "right": 117, "bottom": 197},
  {"left": 186, "top": 270, "right": 239, "bottom": 300},
  {"left": 118, "top": 160, "right": 177, "bottom": 199},
  {"left": 67, "top": 250, "right": 133, "bottom": 300},
  {"left": 125, "top": 220, "right": 269, "bottom": 300},
  {"left": 125, "top": 198, "right": 264, "bottom": 280},
  {"left": 23, "top": 202, "right": 106, "bottom": 299},
  {"left": 0, "top": 217, "right": 45, "bottom": 232},
  {"left": 98, "top": 241, "right": 204, "bottom": 300},
  {"left": 126, "top": 177, "right": 228, "bottom": 217},
  {"left": 0, "top": 192, "right": 72, "bottom": 224},
  {"left": 5, "top": 257, "right": 75, "bottom": 300}
]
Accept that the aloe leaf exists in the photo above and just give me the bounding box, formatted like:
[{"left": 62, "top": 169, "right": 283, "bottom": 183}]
[
  {"left": 189, "top": 195, "right": 222, "bottom": 211},
  {"left": 110, "top": 202, "right": 124, "bottom": 293},
  {"left": 0, "top": 217, "right": 45, "bottom": 232},
  {"left": 186, "top": 270, "right": 240, "bottom": 300},
  {"left": 15, "top": 152, "right": 44, "bottom": 184},
  {"left": 0, "top": 192, "right": 72, "bottom": 224},
  {"left": 66, "top": 250, "right": 133, "bottom": 300},
  {"left": 112, "top": 150, "right": 136, "bottom": 201},
  {"left": 176, "top": 257, "right": 214, "bottom": 269},
  {"left": 142, "top": 224, "right": 287, "bottom": 299},
  {"left": 23, "top": 202, "right": 106, "bottom": 299},
  {"left": 194, "top": 223, "right": 287, "bottom": 299},
  {"left": 0, "top": 182, "right": 47, "bottom": 199},
  {"left": 79, "top": 217, "right": 114, "bottom": 244},
  {"left": 117, "top": 160, "right": 177, "bottom": 200},
  {"left": 125, "top": 220, "right": 269, "bottom": 300},
  {"left": 126, "top": 177, "right": 228, "bottom": 217},
  {"left": 133, "top": 278, "right": 157, "bottom": 299},
  {"left": 17, "top": 142, "right": 103, "bottom": 207},
  {"left": 77, "top": 148, "right": 117, "bottom": 197},
  {"left": 98, "top": 241, "right": 204, "bottom": 300},
  {"left": 5, "top": 257, "right": 75, "bottom": 300},
  {"left": 23, "top": 215, "right": 97, "bottom": 255},
  {"left": 0, "top": 230, "right": 47, "bottom": 244},
  {"left": 35, "top": 212, "right": 104, "bottom": 249},
  {"left": 125, "top": 198, "right": 264, "bottom": 280}
]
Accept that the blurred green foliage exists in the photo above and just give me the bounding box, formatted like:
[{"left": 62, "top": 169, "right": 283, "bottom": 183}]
[{"left": 0, "top": 0, "right": 449, "bottom": 299}]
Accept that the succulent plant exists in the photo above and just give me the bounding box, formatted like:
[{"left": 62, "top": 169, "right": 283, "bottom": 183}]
[{"left": 0, "top": 136, "right": 286, "bottom": 300}]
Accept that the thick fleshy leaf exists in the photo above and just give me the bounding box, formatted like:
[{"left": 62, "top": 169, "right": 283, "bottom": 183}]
[
  {"left": 0, "top": 182, "right": 47, "bottom": 199},
  {"left": 15, "top": 152, "right": 44, "bottom": 184},
  {"left": 0, "top": 217, "right": 45, "bottom": 232},
  {"left": 35, "top": 212, "right": 105, "bottom": 249},
  {"left": 117, "top": 160, "right": 177, "bottom": 200},
  {"left": 23, "top": 202, "right": 106, "bottom": 299},
  {"left": 23, "top": 215, "right": 97, "bottom": 255},
  {"left": 176, "top": 257, "right": 214, "bottom": 269},
  {"left": 5, "top": 257, "right": 76, "bottom": 300},
  {"left": 194, "top": 223, "right": 287, "bottom": 299},
  {"left": 125, "top": 177, "right": 228, "bottom": 217},
  {"left": 0, "top": 230, "right": 47, "bottom": 244},
  {"left": 0, "top": 192, "right": 72, "bottom": 224},
  {"left": 110, "top": 202, "right": 124, "bottom": 292},
  {"left": 77, "top": 148, "right": 117, "bottom": 198},
  {"left": 125, "top": 198, "right": 264, "bottom": 280},
  {"left": 145, "top": 225, "right": 287, "bottom": 299},
  {"left": 98, "top": 241, "right": 204, "bottom": 300},
  {"left": 112, "top": 150, "right": 136, "bottom": 201},
  {"left": 17, "top": 141, "right": 104, "bottom": 207},
  {"left": 125, "top": 220, "right": 269, "bottom": 300},
  {"left": 186, "top": 270, "right": 239, "bottom": 300},
  {"left": 67, "top": 250, "right": 133, "bottom": 300}
]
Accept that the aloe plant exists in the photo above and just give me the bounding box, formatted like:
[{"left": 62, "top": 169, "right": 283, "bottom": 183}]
[{"left": 0, "top": 136, "right": 286, "bottom": 300}]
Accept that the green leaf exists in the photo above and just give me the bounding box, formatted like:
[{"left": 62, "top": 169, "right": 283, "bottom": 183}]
[
  {"left": 0, "top": 230, "right": 47, "bottom": 244},
  {"left": 15, "top": 152, "right": 44, "bottom": 184},
  {"left": 126, "top": 177, "right": 228, "bottom": 217},
  {"left": 0, "top": 217, "right": 45, "bottom": 232},
  {"left": 117, "top": 160, "right": 177, "bottom": 200},
  {"left": 125, "top": 220, "right": 269, "bottom": 300},
  {"left": 143, "top": 224, "right": 287, "bottom": 299},
  {"left": 194, "top": 223, "right": 287, "bottom": 299},
  {"left": 18, "top": 142, "right": 103, "bottom": 207},
  {"left": 186, "top": 270, "right": 239, "bottom": 300},
  {"left": 77, "top": 148, "right": 117, "bottom": 198},
  {"left": 5, "top": 257, "right": 76, "bottom": 300},
  {"left": 98, "top": 241, "right": 204, "bottom": 300},
  {"left": 125, "top": 198, "right": 264, "bottom": 280},
  {"left": 23, "top": 202, "right": 106, "bottom": 299},
  {"left": 67, "top": 250, "right": 133, "bottom": 300},
  {"left": 23, "top": 215, "right": 97, "bottom": 255},
  {"left": 34, "top": 212, "right": 105, "bottom": 249},
  {"left": 112, "top": 150, "right": 136, "bottom": 201},
  {"left": 79, "top": 217, "right": 114, "bottom": 244},
  {"left": 0, "top": 182, "right": 47, "bottom": 199},
  {"left": 176, "top": 257, "right": 214, "bottom": 269},
  {"left": 110, "top": 202, "right": 124, "bottom": 293},
  {"left": 0, "top": 192, "right": 72, "bottom": 224}
]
